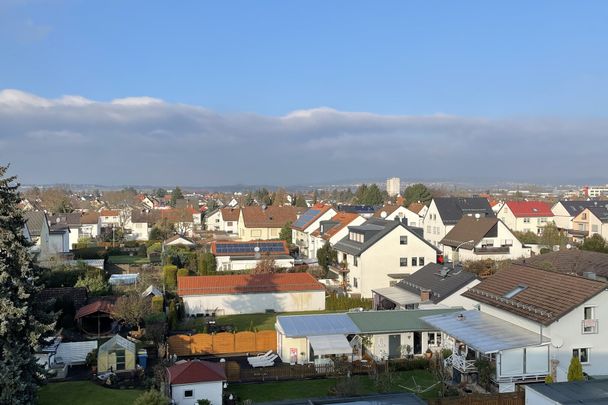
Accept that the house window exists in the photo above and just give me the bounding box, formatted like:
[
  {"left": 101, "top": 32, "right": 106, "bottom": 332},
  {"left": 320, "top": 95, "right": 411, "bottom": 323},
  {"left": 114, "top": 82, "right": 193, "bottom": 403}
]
[
  {"left": 400, "top": 257, "right": 408, "bottom": 267},
  {"left": 502, "top": 239, "right": 513, "bottom": 246},
  {"left": 400, "top": 235, "right": 408, "bottom": 245},
  {"left": 426, "top": 226, "right": 431, "bottom": 234},
  {"left": 412, "top": 257, "right": 418, "bottom": 267},
  {"left": 582, "top": 213, "right": 587, "bottom": 220},
  {"left": 184, "top": 390, "right": 193, "bottom": 398},
  {"left": 428, "top": 332, "right": 442, "bottom": 346},
  {"left": 353, "top": 256, "right": 358, "bottom": 266},
  {"left": 419, "top": 257, "right": 425, "bottom": 266},
  {"left": 592, "top": 225, "right": 599, "bottom": 233},
  {"left": 353, "top": 277, "right": 358, "bottom": 288},
  {"left": 111, "top": 349, "right": 126, "bottom": 371},
  {"left": 573, "top": 348, "right": 590, "bottom": 364},
  {"left": 215, "top": 219, "right": 220, "bottom": 223},
  {"left": 227, "top": 221, "right": 233, "bottom": 226},
  {"left": 583, "top": 306, "right": 597, "bottom": 333},
  {"left": 523, "top": 218, "right": 530, "bottom": 223},
  {"left": 504, "top": 284, "right": 527, "bottom": 299}
]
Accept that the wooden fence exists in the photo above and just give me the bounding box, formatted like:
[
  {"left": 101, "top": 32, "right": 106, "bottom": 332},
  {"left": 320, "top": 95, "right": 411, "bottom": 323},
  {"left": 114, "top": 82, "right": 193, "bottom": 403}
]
[
  {"left": 168, "top": 330, "right": 276, "bottom": 356},
  {"left": 428, "top": 391, "right": 524, "bottom": 405}
]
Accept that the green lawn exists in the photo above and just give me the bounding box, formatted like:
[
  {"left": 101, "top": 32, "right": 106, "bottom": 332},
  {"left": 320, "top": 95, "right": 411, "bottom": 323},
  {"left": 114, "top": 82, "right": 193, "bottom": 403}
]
[
  {"left": 179, "top": 310, "right": 341, "bottom": 332},
  {"left": 108, "top": 255, "right": 150, "bottom": 265},
  {"left": 38, "top": 381, "right": 143, "bottom": 405},
  {"left": 229, "top": 370, "right": 441, "bottom": 402}
]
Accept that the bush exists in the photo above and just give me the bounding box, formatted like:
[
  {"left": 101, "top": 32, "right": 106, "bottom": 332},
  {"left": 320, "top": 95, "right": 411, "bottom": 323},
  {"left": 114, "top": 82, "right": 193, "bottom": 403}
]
[
  {"left": 163, "top": 265, "right": 178, "bottom": 290},
  {"left": 147, "top": 242, "right": 162, "bottom": 257},
  {"left": 177, "top": 268, "right": 190, "bottom": 278},
  {"left": 197, "top": 252, "right": 217, "bottom": 275},
  {"left": 133, "top": 390, "right": 170, "bottom": 405},
  {"left": 390, "top": 357, "right": 430, "bottom": 371},
  {"left": 568, "top": 356, "right": 585, "bottom": 381},
  {"left": 72, "top": 247, "right": 108, "bottom": 260},
  {"left": 168, "top": 300, "right": 177, "bottom": 330},
  {"left": 545, "top": 374, "right": 554, "bottom": 384},
  {"left": 151, "top": 296, "right": 164, "bottom": 313},
  {"left": 325, "top": 293, "right": 372, "bottom": 311}
]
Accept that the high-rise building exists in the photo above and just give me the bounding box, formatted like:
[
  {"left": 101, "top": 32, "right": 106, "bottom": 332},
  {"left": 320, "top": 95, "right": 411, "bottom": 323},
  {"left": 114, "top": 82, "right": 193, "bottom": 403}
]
[{"left": 386, "top": 177, "right": 401, "bottom": 197}]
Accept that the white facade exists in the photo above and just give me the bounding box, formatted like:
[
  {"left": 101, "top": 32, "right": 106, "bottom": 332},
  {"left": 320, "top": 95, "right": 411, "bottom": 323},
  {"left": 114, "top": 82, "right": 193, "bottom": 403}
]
[
  {"left": 48, "top": 230, "right": 70, "bottom": 255},
  {"left": 171, "top": 381, "right": 223, "bottom": 405},
  {"left": 182, "top": 290, "right": 325, "bottom": 316},
  {"left": 293, "top": 208, "right": 337, "bottom": 259},
  {"left": 381, "top": 206, "right": 423, "bottom": 228},
  {"left": 215, "top": 255, "right": 295, "bottom": 272},
  {"left": 422, "top": 200, "right": 453, "bottom": 249},
  {"left": 79, "top": 223, "right": 99, "bottom": 239},
  {"left": 309, "top": 215, "right": 366, "bottom": 258},
  {"left": 205, "top": 210, "right": 222, "bottom": 231},
  {"left": 572, "top": 209, "right": 608, "bottom": 239},
  {"left": 551, "top": 202, "right": 575, "bottom": 230},
  {"left": 497, "top": 206, "right": 553, "bottom": 236},
  {"left": 129, "top": 221, "right": 150, "bottom": 241},
  {"left": 337, "top": 226, "right": 438, "bottom": 298},
  {"left": 386, "top": 177, "right": 401, "bottom": 197},
  {"left": 474, "top": 290, "right": 608, "bottom": 382}
]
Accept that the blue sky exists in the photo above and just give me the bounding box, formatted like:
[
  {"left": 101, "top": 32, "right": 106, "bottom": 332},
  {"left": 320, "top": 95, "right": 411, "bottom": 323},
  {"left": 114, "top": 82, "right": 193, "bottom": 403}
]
[
  {"left": 1, "top": 1, "right": 608, "bottom": 186},
  {"left": 3, "top": 0, "right": 608, "bottom": 116}
]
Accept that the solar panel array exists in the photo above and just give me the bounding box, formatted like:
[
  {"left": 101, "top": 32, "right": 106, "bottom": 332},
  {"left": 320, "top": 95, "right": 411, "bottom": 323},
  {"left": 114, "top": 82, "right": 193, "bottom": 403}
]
[
  {"left": 215, "top": 242, "right": 286, "bottom": 254},
  {"left": 293, "top": 209, "right": 321, "bottom": 229}
]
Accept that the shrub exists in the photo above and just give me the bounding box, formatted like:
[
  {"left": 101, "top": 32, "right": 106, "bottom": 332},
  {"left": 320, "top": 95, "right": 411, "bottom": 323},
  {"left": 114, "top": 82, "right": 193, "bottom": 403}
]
[
  {"left": 72, "top": 247, "right": 108, "bottom": 260},
  {"left": 147, "top": 242, "right": 162, "bottom": 257},
  {"left": 177, "top": 268, "right": 190, "bottom": 278},
  {"left": 167, "top": 300, "right": 177, "bottom": 330},
  {"left": 325, "top": 293, "right": 372, "bottom": 311},
  {"left": 163, "top": 265, "right": 178, "bottom": 290},
  {"left": 133, "top": 390, "right": 170, "bottom": 405},
  {"left": 545, "top": 374, "right": 554, "bottom": 384},
  {"left": 567, "top": 356, "right": 585, "bottom": 382},
  {"left": 391, "top": 358, "right": 430, "bottom": 371},
  {"left": 151, "top": 296, "right": 164, "bottom": 313}
]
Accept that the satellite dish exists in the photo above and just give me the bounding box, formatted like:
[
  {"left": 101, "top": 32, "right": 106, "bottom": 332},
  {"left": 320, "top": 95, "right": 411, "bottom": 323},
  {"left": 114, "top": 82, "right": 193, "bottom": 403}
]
[
  {"left": 566, "top": 243, "right": 572, "bottom": 250},
  {"left": 475, "top": 213, "right": 481, "bottom": 219},
  {"left": 552, "top": 336, "right": 563, "bottom": 349},
  {"left": 380, "top": 211, "right": 388, "bottom": 219},
  {"left": 254, "top": 246, "right": 260, "bottom": 253}
]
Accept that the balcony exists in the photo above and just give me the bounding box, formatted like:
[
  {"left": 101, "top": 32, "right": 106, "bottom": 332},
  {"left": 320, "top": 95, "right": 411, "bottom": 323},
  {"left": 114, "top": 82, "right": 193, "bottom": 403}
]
[
  {"left": 445, "top": 354, "right": 477, "bottom": 373},
  {"left": 329, "top": 263, "right": 349, "bottom": 274},
  {"left": 474, "top": 246, "right": 510, "bottom": 254},
  {"left": 582, "top": 319, "right": 599, "bottom": 334}
]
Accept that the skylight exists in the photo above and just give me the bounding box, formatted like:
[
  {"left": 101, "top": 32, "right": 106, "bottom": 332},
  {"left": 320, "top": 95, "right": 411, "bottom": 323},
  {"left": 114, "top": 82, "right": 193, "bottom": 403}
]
[{"left": 504, "top": 284, "right": 527, "bottom": 299}]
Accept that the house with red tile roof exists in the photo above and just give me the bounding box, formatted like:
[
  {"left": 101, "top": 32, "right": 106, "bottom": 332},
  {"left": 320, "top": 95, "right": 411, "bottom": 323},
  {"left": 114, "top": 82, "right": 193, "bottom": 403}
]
[
  {"left": 238, "top": 206, "right": 301, "bottom": 241},
  {"left": 497, "top": 201, "right": 554, "bottom": 236},
  {"left": 373, "top": 204, "right": 424, "bottom": 227},
  {"left": 204, "top": 207, "right": 240, "bottom": 233},
  {"left": 178, "top": 273, "right": 325, "bottom": 316},
  {"left": 166, "top": 360, "right": 226, "bottom": 405},
  {"left": 291, "top": 204, "right": 337, "bottom": 258}
]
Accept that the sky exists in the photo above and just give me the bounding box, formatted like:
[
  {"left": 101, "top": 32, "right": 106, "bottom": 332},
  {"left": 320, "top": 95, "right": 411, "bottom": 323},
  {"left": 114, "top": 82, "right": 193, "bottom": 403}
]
[{"left": 1, "top": 1, "right": 608, "bottom": 186}]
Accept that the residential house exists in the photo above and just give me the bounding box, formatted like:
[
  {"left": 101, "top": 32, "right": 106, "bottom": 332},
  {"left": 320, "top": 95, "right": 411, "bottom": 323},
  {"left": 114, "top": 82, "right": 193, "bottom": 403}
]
[
  {"left": 98, "top": 209, "right": 121, "bottom": 229},
  {"left": 97, "top": 334, "right": 137, "bottom": 373},
  {"left": 292, "top": 204, "right": 337, "bottom": 258},
  {"left": 48, "top": 212, "right": 82, "bottom": 249},
  {"left": 373, "top": 204, "right": 423, "bottom": 227},
  {"left": 166, "top": 360, "right": 227, "bottom": 405},
  {"left": 238, "top": 206, "right": 300, "bottom": 241},
  {"left": 423, "top": 197, "right": 495, "bottom": 249},
  {"left": 178, "top": 273, "right": 325, "bottom": 316},
  {"left": 523, "top": 249, "right": 608, "bottom": 281},
  {"left": 332, "top": 218, "right": 441, "bottom": 298},
  {"left": 79, "top": 211, "right": 100, "bottom": 239},
  {"left": 48, "top": 222, "right": 70, "bottom": 255},
  {"left": 408, "top": 202, "right": 428, "bottom": 219},
  {"left": 571, "top": 206, "right": 608, "bottom": 240},
  {"left": 309, "top": 212, "right": 365, "bottom": 256},
  {"left": 164, "top": 235, "right": 196, "bottom": 247},
  {"left": 211, "top": 240, "right": 294, "bottom": 271},
  {"left": 204, "top": 209, "right": 223, "bottom": 231},
  {"left": 496, "top": 201, "right": 554, "bottom": 236},
  {"left": 551, "top": 200, "right": 599, "bottom": 231},
  {"left": 205, "top": 207, "right": 240, "bottom": 233},
  {"left": 372, "top": 263, "right": 479, "bottom": 310},
  {"left": 424, "top": 264, "right": 608, "bottom": 391},
  {"left": 440, "top": 216, "right": 530, "bottom": 262},
  {"left": 129, "top": 210, "right": 157, "bottom": 241},
  {"left": 23, "top": 211, "right": 50, "bottom": 256},
  {"left": 335, "top": 204, "right": 378, "bottom": 218}
]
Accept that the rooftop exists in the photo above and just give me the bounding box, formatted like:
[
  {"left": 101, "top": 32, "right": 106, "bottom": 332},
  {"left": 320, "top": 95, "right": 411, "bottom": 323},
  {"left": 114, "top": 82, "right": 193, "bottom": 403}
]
[
  {"left": 292, "top": 204, "right": 333, "bottom": 231},
  {"left": 177, "top": 273, "right": 324, "bottom": 296},
  {"left": 347, "top": 308, "right": 462, "bottom": 334},
  {"left": 211, "top": 240, "right": 289, "bottom": 256},
  {"left": 241, "top": 206, "right": 300, "bottom": 228},
  {"left": 523, "top": 249, "right": 608, "bottom": 279},
  {"left": 526, "top": 379, "right": 608, "bottom": 404},
  {"left": 440, "top": 216, "right": 501, "bottom": 249},
  {"left": 433, "top": 197, "right": 495, "bottom": 225},
  {"left": 504, "top": 201, "right": 553, "bottom": 218},
  {"left": 276, "top": 313, "right": 359, "bottom": 337},
  {"left": 167, "top": 360, "right": 226, "bottom": 385},
  {"left": 395, "top": 263, "right": 478, "bottom": 304}
]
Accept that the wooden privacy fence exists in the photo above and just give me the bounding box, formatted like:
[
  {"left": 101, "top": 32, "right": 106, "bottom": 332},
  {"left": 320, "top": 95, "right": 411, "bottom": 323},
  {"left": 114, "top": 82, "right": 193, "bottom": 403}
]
[
  {"left": 168, "top": 330, "right": 276, "bottom": 356},
  {"left": 428, "top": 391, "right": 524, "bottom": 405}
]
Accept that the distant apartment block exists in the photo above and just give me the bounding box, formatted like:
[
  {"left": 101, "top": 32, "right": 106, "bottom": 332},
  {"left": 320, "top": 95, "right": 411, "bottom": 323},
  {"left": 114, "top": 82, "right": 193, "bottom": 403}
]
[
  {"left": 583, "top": 185, "right": 608, "bottom": 198},
  {"left": 386, "top": 177, "right": 401, "bottom": 197}
]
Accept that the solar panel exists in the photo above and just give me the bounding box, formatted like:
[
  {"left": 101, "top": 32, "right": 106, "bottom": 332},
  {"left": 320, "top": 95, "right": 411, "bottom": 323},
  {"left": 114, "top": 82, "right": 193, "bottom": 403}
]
[
  {"left": 215, "top": 242, "right": 286, "bottom": 254},
  {"left": 293, "top": 209, "right": 321, "bottom": 228}
]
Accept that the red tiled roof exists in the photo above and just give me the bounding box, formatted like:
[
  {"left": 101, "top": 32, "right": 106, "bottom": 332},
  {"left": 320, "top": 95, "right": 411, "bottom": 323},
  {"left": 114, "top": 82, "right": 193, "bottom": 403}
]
[
  {"left": 167, "top": 360, "right": 226, "bottom": 385},
  {"left": 74, "top": 298, "right": 115, "bottom": 319},
  {"left": 372, "top": 204, "right": 400, "bottom": 218},
  {"left": 505, "top": 201, "right": 553, "bottom": 217},
  {"left": 462, "top": 264, "right": 607, "bottom": 325},
  {"left": 178, "top": 273, "right": 325, "bottom": 296},
  {"left": 80, "top": 212, "right": 100, "bottom": 224},
  {"left": 311, "top": 212, "right": 360, "bottom": 240},
  {"left": 220, "top": 207, "right": 240, "bottom": 222},
  {"left": 211, "top": 240, "right": 289, "bottom": 256},
  {"left": 407, "top": 202, "right": 426, "bottom": 214},
  {"left": 100, "top": 209, "right": 119, "bottom": 217},
  {"left": 241, "top": 206, "right": 299, "bottom": 228}
]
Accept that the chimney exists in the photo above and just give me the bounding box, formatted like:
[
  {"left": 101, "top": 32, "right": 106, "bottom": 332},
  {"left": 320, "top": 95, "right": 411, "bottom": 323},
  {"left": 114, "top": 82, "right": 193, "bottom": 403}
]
[
  {"left": 401, "top": 217, "right": 408, "bottom": 226},
  {"left": 420, "top": 289, "right": 431, "bottom": 302}
]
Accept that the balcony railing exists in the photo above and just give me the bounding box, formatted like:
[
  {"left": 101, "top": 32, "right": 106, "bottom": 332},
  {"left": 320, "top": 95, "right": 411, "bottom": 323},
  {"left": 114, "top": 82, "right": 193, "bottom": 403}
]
[
  {"left": 445, "top": 354, "right": 477, "bottom": 373},
  {"left": 582, "top": 319, "right": 599, "bottom": 334},
  {"left": 474, "top": 246, "right": 511, "bottom": 254}
]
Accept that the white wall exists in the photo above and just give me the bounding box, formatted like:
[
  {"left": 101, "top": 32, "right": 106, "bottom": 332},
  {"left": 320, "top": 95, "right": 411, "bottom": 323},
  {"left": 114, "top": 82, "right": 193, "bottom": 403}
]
[
  {"left": 205, "top": 210, "right": 222, "bottom": 231},
  {"left": 130, "top": 222, "right": 150, "bottom": 241},
  {"left": 277, "top": 333, "right": 309, "bottom": 364},
  {"left": 171, "top": 381, "right": 223, "bottom": 405},
  {"left": 422, "top": 200, "right": 450, "bottom": 248},
  {"left": 551, "top": 203, "right": 574, "bottom": 230},
  {"left": 437, "top": 280, "right": 481, "bottom": 309},
  {"left": 384, "top": 206, "right": 422, "bottom": 228},
  {"left": 215, "top": 256, "right": 294, "bottom": 271},
  {"left": 524, "top": 386, "right": 558, "bottom": 405},
  {"left": 182, "top": 290, "right": 325, "bottom": 316}
]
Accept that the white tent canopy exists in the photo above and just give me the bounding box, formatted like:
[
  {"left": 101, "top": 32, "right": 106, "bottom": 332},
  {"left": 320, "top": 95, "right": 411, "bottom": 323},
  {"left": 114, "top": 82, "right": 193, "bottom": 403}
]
[
  {"left": 308, "top": 334, "right": 353, "bottom": 356},
  {"left": 373, "top": 287, "right": 421, "bottom": 306}
]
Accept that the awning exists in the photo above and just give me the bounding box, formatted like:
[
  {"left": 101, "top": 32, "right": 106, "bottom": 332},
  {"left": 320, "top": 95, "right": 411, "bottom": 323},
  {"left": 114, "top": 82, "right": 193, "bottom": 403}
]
[
  {"left": 308, "top": 334, "right": 352, "bottom": 356},
  {"left": 421, "top": 310, "right": 550, "bottom": 354},
  {"left": 373, "top": 287, "right": 421, "bottom": 306}
]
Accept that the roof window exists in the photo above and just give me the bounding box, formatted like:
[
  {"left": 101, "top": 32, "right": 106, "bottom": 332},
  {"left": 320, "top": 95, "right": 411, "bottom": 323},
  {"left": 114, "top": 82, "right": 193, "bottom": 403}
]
[{"left": 503, "top": 284, "right": 527, "bottom": 299}]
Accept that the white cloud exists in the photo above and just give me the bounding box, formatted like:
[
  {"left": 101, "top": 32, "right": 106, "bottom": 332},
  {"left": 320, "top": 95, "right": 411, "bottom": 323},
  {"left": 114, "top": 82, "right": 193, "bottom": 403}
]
[{"left": 0, "top": 89, "right": 605, "bottom": 186}]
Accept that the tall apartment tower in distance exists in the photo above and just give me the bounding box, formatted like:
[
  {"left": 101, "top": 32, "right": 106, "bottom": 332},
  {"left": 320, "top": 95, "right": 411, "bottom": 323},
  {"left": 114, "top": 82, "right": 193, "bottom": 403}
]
[{"left": 386, "top": 177, "right": 401, "bottom": 197}]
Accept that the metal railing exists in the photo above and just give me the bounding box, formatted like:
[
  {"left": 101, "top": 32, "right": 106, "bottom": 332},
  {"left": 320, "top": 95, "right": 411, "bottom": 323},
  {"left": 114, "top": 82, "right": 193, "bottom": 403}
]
[{"left": 446, "top": 354, "right": 477, "bottom": 373}]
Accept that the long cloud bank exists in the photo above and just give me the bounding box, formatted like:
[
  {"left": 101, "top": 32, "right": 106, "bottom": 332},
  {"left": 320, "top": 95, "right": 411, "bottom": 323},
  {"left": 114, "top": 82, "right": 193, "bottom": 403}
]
[{"left": 0, "top": 89, "right": 605, "bottom": 186}]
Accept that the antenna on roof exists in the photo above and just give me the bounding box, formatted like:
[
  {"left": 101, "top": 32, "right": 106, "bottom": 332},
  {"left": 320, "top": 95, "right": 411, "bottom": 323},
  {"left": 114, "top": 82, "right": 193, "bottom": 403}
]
[
  {"left": 380, "top": 211, "right": 387, "bottom": 219},
  {"left": 475, "top": 213, "right": 481, "bottom": 220}
]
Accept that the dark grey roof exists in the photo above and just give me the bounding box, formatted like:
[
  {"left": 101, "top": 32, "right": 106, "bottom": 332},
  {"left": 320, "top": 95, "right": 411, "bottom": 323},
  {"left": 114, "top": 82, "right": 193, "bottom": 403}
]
[
  {"left": 335, "top": 204, "right": 379, "bottom": 214},
  {"left": 394, "top": 263, "right": 478, "bottom": 304},
  {"left": 48, "top": 213, "right": 82, "bottom": 227},
  {"left": 333, "top": 218, "right": 440, "bottom": 256},
  {"left": 23, "top": 211, "right": 47, "bottom": 237},
  {"left": 589, "top": 206, "right": 608, "bottom": 223},
  {"left": 259, "top": 393, "right": 426, "bottom": 405},
  {"left": 557, "top": 200, "right": 604, "bottom": 216},
  {"left": 527, "top": 379, "right": 608, "bottom": 404},
  {"left": 433, "top": 197, "right": 495, "bottom": 225}
]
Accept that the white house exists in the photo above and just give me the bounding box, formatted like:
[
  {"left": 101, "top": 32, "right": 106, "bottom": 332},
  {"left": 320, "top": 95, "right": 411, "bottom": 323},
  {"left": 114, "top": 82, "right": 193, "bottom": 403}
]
[
  {"left": 177, "top": 273, "right": 325, "bottom": 316},
  {"left": 571, "top": 206, "right": 608, "bottom": 240},
  {"left": 423, "top": 263, "right": 608, "bottom": 392},
  {"left": 373, "top": 204, "right": 423, "bottom": 227},
  {"left": 238, "top": 206, "right": 300, "bottom": 241},
  {"left": 166, "top": 360, "right": 226, "bottom": 405},
  {"left": 551, "top": 200, "right": 599, "bottom": 231},
  {"left": 292, "top": 204, "right": 337, "bottom": 259},
  {"left": 48, "top": 213, "right": 82, "bottom": 249},
  {"left": 496, "top": 201, "right": 554, "bottom": 236},
  {"left": 205, "top": 208, "right": 240, "bottom": 233},
  {"left": 423, "top": 197, "right": 495, "bottom": 249},
  {"left": 332, "top": 218, "right": 441, "bottom": 298},
  {"left": 79, "top": 212, "right": 100, "bottom": 239},
  {"left": 211, "top": 240, "right": 294, "bottom": 271},
  {"left": 440, "top": 216, "right": 530, "bottom": 262},
  {"left": 309, "top": 212, "right": 365, "bottom": 256},
  {"left": 98, "top": 209, "right": 121, "bottom": 229}
]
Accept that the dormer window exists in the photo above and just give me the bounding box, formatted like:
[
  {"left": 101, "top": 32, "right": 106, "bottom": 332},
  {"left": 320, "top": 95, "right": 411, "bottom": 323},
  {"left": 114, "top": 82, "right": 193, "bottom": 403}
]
[{"left": 349, "top": 232, "right": 364, "bottom": 243}]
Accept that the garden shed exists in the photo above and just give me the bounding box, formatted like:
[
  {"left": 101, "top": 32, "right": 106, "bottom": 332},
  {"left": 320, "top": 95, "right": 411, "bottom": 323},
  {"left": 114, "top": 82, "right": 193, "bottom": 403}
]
[{"left": 97, "top": 334, "right": 137, "bottom": 373}]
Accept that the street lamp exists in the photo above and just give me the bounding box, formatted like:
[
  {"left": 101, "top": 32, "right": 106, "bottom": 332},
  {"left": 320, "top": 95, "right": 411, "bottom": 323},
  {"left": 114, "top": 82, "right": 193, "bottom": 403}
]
[{"left": 453, "top": 239, "right": 475, "bottom": 268}]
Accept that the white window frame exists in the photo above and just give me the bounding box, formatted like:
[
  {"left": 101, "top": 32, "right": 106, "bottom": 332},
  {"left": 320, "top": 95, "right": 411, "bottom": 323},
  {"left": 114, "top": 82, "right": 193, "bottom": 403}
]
[{"left": 573, "top": 348, "right": 590, "bottom": 364}]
